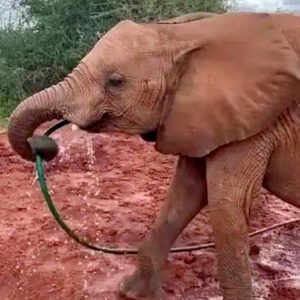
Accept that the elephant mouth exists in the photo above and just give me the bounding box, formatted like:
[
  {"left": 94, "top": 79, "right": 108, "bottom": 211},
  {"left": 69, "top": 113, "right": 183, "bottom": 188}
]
[
  {"left": 79, "top": 114, "right": 110, "bottom": 133},
  {"left": 84, "top": 124, "right": 101, "bottom": 133},
  {"left": 140, "top": 130, "right": 158, "bottom": 142},
  {"left": 76, "top": 114, "right": 158, "bottom": 142}
]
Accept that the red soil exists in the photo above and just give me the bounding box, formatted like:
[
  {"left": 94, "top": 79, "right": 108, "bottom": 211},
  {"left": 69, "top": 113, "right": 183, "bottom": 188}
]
[{"left": 0, "top": 125, "right": 299, "bottom": 300}]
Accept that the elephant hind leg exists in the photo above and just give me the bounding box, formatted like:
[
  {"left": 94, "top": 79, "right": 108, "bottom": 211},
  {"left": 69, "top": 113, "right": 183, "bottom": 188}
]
[{"left": 263, "top": 142, "right": 300, "bottom": 208}]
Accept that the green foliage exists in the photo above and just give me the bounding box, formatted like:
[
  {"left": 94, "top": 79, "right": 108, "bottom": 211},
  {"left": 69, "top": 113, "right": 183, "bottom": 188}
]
[{"left": 0, "top": 0, "right": 232, "bottom": 119}]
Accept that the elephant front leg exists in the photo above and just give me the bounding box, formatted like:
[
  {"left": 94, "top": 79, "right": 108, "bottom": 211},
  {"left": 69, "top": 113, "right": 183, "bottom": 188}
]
[
  {"left": 206, "top": 138, "right": 271, "bottom": 300},
  {"left": 119, "top": 156, "right": 207, "bottom": 299}
]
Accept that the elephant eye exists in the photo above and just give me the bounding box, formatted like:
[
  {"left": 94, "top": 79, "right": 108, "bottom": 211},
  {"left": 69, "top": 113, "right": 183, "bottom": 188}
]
[{"left": 105, "top": 73, "right": 125, "bottom": 95}]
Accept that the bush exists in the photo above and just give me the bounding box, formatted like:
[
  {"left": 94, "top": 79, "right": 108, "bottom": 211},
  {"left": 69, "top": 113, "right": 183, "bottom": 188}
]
[{"left": 0, "top": 0, "right": 232, "bottom": 119}]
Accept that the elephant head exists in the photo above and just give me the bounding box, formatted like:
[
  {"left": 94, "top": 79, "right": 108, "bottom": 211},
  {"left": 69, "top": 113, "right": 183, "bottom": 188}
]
[{"left": 8, "top": 12, "right": 300, "bottom": 161}]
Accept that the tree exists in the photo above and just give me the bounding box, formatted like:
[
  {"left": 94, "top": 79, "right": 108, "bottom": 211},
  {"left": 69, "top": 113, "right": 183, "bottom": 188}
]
[{"left": 0, "top": 0, "right": 231, "bottom": 118}]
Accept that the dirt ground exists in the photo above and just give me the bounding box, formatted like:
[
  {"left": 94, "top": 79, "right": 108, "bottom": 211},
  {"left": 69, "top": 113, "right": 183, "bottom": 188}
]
[{"left": 0, "top": 124, "right": 299, "bottom": 300}]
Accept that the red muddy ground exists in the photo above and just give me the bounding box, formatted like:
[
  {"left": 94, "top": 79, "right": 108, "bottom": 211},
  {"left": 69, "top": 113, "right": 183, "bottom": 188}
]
[{"left": 0, "top": 124, "right": 299, "bottom": 300}]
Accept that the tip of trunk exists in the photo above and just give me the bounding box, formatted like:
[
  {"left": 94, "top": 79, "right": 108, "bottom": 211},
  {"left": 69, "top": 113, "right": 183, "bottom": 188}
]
[{"left": 27, "top": 135, "right": 59, "bottom": 161}]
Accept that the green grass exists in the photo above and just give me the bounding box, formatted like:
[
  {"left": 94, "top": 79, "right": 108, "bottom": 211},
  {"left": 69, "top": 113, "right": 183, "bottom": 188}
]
[{"left": 0, "top": 117, "right": 9, "bottom": 129}]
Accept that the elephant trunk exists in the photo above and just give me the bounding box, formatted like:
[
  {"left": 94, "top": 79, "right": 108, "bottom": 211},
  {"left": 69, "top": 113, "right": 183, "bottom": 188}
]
[{"left": 8, "top": 81, "right": 72, "bottom": 162}]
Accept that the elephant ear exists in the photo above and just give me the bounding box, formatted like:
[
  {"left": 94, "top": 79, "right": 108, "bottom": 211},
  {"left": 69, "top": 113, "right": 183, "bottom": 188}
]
[{"left": 155, "top": 13, "right": 300, "bottom": 157}]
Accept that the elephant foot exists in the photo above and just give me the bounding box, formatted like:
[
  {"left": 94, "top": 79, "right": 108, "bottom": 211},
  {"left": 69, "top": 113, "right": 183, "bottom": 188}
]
[{"left": 118, "top": 270, "right": 163, "bottom": 300}]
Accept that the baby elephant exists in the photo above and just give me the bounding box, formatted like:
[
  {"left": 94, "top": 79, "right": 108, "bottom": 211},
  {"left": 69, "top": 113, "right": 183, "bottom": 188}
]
[{"left": 8, "top": 11, "right": 300, "bottom": 300}]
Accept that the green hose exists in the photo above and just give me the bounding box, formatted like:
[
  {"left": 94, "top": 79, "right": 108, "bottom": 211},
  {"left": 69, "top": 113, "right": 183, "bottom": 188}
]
[
  {"left": 36, "top": 120, "right": 137, "bottom": 254},
  {"left": 34, "top": 120, "right": 300, "bottom": 255}
]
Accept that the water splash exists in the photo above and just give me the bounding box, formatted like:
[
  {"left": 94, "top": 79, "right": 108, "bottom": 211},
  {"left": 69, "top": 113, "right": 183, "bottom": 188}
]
[
  {"left": 86, "top": 135, "right": 96, "bottom": 171},
  {"left": 31, "top": 125, "right": 93, "bottom": 184}
]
